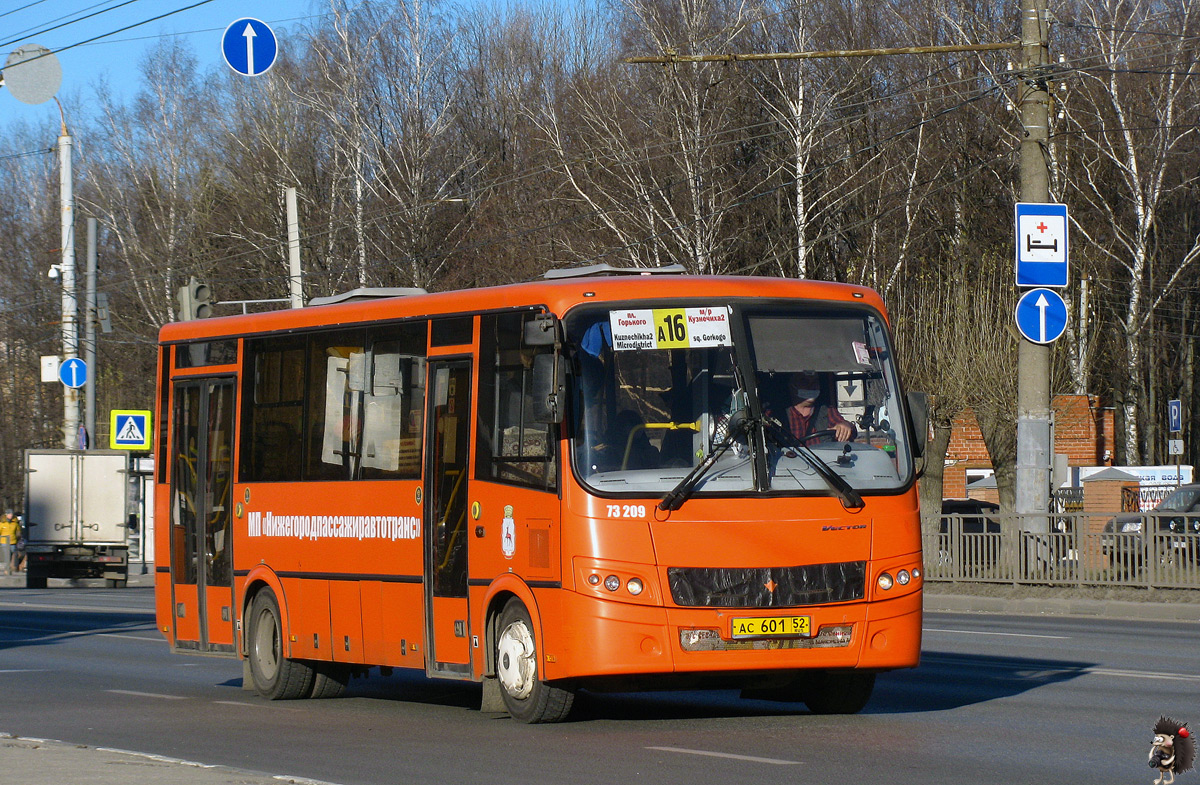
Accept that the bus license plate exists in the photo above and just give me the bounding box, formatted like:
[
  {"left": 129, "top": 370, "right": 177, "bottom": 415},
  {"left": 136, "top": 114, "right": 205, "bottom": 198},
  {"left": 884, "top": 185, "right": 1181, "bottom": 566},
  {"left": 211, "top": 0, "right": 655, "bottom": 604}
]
[{"left": 730, "top": 615, "right": 811, "bottom": 639}]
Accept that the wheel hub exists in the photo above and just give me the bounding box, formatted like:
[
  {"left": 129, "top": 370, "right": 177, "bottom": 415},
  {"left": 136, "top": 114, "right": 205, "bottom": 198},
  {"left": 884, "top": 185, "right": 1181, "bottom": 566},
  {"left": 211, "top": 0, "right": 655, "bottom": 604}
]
[{"left": 496, "top": 620, "right": 536, "bottom": 699}]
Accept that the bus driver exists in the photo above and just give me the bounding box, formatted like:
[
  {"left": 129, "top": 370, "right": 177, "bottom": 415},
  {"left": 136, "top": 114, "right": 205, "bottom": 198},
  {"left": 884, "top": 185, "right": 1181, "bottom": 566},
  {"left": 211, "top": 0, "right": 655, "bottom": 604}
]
[{"left": 781, "top": 371, "right": 856, "bottom": 444}]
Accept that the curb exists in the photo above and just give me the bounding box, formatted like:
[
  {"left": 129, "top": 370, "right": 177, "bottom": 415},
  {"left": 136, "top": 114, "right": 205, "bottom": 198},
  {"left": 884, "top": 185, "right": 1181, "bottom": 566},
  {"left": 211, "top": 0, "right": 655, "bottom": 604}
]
[
  {"left": 0, "top": 734, "right": 343, "bottom": 785},
  {"left": 924, "top": 592, "right": 1200, "bottom": 622}
]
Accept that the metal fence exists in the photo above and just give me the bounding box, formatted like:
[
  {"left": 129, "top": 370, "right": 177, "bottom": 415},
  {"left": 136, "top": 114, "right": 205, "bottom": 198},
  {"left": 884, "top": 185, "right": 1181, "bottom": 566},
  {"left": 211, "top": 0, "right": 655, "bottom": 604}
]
[{"left": 924, "top": 512, "right": 1200, "bottom": 588}]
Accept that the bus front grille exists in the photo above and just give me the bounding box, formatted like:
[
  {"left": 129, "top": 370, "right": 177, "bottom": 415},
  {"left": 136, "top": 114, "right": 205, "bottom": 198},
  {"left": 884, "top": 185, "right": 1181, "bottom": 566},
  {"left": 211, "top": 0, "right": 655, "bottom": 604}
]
[{"left": 667, "top": 562, "right": 866, "bottom": 608}]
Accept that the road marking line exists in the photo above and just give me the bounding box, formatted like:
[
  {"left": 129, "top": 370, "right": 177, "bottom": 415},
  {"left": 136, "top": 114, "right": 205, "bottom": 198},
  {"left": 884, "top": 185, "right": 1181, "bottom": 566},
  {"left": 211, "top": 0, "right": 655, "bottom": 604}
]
[
  {"left": 923, "top": 628, "right": 1070, "bottom": 639},
  {"left": 1087, "top": 667, "right": 1200, "bottom": 683},
  {"left": 647, "top": 746, "right": 799, "bottom": 765},
  {"left": 924, "top": 654, "right": 1200, "bottom": 683},
  {"left": 106, "top": 689, "right": 188, "bottom": 700},
  {"left": 213, "top": 700, "right": 264, "bottom": 707},
  {"left": 0, "top": 669, "right": 51, "bottom": 673},
  {"left": 96, "top": 633, "right": 163, "bottom": 642}
]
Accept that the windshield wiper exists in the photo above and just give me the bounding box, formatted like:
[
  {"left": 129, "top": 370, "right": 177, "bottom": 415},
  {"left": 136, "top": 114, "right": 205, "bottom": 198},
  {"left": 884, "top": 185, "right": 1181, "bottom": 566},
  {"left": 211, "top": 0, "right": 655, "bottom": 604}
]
[
  {"left": 762, "top": 418, "right": 864, "bottom": 510},
  {"left": 658, "top": 410, "right": 751, "bottom": 512}
]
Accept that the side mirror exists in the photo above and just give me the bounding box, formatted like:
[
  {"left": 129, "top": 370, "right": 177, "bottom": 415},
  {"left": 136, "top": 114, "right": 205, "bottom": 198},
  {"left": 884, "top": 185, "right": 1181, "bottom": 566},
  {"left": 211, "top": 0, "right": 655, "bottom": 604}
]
[
  {"left": 524, "top": 314, "right": 559, "bottom": 347},
  {"left": 530, "top": 353, "right": 565, "bottom": 424},
  {"left": 906, "top": 391, "right": 929, "bottom": 458}
]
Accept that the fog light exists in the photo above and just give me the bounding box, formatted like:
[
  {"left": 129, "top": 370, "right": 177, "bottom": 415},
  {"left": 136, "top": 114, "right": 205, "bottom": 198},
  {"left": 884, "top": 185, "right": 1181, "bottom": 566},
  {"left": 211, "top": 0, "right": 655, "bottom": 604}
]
[
  {"left": 897, "top": 569, "right": 910, "bottom": 585},
  {"left": 604, "top": 575, "right": 620, "bottom": 592},
  {"left": 877, "top": 572, "right": 894, "bottom": 591},
  {"left": 912, "top": 567, "right": 921, "bottom": 579},
  {"left": 627, "top": 578, "right": 644, "bottom": 596},
  {"left": 587, "top": 573, "right": 600, "bottom": 585}
]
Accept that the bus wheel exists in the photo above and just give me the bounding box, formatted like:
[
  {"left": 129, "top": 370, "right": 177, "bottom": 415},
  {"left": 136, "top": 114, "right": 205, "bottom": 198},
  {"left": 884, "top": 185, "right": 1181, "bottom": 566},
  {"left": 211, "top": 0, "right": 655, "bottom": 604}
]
[
  {"left": 247, "top": 588, "right": 314, "bottom": 700},
  {"left": 801, "top": 671, "right": 875, "bottom": 715},
  {"left": 308, "top": 661, "right": 350, "bottom": 699},
  {"left": 495, "top": 599, "right": 574, "bottom": 723}
]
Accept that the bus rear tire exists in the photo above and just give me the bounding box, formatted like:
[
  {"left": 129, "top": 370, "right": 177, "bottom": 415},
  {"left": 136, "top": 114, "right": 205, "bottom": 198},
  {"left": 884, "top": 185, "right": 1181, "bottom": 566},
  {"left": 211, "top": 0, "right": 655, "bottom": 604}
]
[
  {"left": 308, "top": 661, "right": 350, "bottom": 699},
  {"left": 495, "top": 599, "right": 574, "bottom": 723},
  {"left": 248, "top": 588, "right": 314, "bottom": 700},
  {"left": 801, "top": 671, "right": 875, "bottom": 715}
]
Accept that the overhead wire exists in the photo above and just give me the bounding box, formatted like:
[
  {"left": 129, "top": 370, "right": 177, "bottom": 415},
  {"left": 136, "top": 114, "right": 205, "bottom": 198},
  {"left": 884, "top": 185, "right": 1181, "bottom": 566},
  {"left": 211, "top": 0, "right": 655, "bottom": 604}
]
[{"left": 0, "top": 0, "right": 147, "bottom": 49}]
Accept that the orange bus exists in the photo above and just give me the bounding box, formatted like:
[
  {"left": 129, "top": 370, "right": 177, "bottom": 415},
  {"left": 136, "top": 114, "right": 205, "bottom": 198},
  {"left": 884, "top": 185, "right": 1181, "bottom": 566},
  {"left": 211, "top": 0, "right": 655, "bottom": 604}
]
[{"left": 154, "top": 266, "right": 927, "bottom": 722}]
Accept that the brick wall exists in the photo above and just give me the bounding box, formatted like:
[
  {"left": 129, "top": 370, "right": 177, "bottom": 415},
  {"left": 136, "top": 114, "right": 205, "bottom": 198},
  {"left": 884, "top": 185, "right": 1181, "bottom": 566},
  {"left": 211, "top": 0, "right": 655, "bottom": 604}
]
[{"left": 940, "top": 394, "right": 1114, "bottom": 498}]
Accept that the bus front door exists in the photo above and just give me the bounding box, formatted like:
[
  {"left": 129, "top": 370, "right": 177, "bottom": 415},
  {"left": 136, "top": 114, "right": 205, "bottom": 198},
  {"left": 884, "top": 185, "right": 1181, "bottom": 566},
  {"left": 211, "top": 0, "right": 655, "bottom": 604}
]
[
  {"left": 424, "top": 359, "right": 473, "bottom": 677},
  {"left": 168, "top": 378, "right": 237, "bottom": 654}
]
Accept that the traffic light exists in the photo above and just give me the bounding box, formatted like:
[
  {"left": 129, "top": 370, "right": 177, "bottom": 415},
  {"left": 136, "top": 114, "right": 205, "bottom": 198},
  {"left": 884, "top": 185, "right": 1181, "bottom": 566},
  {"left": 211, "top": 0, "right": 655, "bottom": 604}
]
[{"left": 176, "top": 277, "right": 214, "bottom": 320}]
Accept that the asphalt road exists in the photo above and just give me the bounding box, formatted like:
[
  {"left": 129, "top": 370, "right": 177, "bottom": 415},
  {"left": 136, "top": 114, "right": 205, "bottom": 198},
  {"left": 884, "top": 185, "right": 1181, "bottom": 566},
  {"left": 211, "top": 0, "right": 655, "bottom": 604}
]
[{"left": 2, "top": 584, "right": 1198, "bottom": 785}]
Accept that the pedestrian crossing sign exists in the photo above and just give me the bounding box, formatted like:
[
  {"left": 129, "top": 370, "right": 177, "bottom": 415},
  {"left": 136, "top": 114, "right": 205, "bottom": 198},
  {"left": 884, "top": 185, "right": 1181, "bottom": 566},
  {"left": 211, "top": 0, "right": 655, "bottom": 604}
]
[{"left": 110, "top": 409, "right": 152, "bottom": 450}]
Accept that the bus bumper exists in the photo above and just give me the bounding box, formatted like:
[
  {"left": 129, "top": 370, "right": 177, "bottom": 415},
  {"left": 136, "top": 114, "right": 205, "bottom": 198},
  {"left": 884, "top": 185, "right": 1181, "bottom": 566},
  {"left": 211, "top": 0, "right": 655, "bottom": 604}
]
[{"left": 542, "top": 589, "right": 921, "bottom": 682}]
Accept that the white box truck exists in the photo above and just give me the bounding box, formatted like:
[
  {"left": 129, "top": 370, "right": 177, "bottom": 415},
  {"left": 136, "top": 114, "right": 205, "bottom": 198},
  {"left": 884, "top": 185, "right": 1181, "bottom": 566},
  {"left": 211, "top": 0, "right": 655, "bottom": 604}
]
[{"left": 23, "top": 449, "right": 133, "bottom": 588}]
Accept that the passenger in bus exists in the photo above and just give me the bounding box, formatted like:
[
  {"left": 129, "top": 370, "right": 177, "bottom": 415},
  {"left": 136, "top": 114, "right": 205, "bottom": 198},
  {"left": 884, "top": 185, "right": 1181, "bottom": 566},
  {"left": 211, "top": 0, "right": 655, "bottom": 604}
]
[{"left": 775, "top": 371, "right": 856, "bottom": 444}]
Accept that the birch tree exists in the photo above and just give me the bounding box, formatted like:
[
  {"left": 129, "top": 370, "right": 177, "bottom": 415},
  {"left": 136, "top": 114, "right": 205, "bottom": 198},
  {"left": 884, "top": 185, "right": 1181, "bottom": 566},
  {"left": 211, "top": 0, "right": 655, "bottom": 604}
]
[{"left": 1060, "top": 0, "right": 1200, "bottom": 463}]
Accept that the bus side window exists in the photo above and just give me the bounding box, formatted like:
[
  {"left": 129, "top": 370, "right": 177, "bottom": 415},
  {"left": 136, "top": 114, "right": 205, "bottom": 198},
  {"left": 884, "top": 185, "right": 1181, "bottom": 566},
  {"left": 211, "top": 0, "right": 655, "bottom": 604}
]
[
  {"left": 305, "top": 330, "right": 367, "bottom": 481},
  {"left": 477, "top": 312, "right": 558, "bottom": 491},
  {"left": 241, "top": 338, "right": 305, "bottom": 483},
  {"left": 360, "top": 321, "right": 427, "bottom": 480}
]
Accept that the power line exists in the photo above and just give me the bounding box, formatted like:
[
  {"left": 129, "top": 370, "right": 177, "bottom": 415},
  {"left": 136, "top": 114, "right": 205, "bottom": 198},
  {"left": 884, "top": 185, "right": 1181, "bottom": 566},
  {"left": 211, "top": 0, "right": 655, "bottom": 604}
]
[{"left": 0, "top": 0, "right": 147, "bottom": 49}]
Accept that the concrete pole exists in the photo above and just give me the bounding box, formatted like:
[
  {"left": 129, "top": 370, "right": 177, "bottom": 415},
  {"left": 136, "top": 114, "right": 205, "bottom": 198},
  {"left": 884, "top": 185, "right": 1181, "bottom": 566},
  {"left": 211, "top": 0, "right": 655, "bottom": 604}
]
[
  {"left": 286, "top": 187, "right": 303, "bottom": 308},
  {"left": 1015, "top": 0, "right": 1052, "bottom": 531},
  {"left": 59, "top": 128, "right": 79, "bottom": 450},
  {"left": 85, "top": 216, "right": 97, "bottom": 448}
]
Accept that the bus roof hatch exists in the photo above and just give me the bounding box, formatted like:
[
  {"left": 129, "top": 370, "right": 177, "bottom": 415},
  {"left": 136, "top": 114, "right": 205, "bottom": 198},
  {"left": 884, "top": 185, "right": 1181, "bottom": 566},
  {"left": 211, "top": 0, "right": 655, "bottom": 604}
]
[
  {"left": 307, "top": 287, "right": 428, "bottom": 306},
  {"left": 542, "top": 263, "right": 687, "bottom": 280}
]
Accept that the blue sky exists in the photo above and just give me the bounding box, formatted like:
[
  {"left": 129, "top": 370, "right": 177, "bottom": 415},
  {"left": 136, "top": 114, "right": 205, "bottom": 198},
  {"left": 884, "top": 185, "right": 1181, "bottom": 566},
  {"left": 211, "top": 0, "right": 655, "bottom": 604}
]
[{"left": 1, "top": 1, "right": 327, "bottom": 127}]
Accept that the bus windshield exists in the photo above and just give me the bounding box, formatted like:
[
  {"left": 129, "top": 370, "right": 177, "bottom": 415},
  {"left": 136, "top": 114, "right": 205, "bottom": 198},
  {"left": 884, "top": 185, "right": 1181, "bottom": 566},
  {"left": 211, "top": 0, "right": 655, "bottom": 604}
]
[{"left": 567, "top": 301, "right": 914, "bottom": 499}]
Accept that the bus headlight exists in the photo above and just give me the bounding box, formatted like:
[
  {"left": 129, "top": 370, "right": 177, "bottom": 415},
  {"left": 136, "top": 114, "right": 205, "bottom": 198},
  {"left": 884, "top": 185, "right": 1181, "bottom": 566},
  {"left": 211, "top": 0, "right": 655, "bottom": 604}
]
[
  {"left": 877, "top": 572, "right": 894, "bottom": 591},
  {"left": 896, "top": 569, "right": 910, "bottom": 585},
  {"left": 627, "top": 578, "right": 644, "bottom": 596},
  {"left": 604, "top": 575, "right": 621, "bottom": 592}
]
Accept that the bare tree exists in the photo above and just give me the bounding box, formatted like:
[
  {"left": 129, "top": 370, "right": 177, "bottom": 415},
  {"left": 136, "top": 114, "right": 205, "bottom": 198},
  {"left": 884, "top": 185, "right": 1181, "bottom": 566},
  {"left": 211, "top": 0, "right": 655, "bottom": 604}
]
[{"left": 1060, "top": 0, "right": 1200, "bottom": 463}]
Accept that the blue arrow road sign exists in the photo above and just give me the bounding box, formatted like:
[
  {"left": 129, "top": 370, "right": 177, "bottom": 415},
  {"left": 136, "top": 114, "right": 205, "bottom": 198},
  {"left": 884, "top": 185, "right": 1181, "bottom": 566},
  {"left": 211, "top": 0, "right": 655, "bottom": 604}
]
[
  {"left": 1014, "top": 288, "right": 1068, "bottom": 344},
  {"left": 1016, "top": 202, "right": 1069, "bottom": 287},
  {"left": 222, "top": 18, "right": 278, "bottom": 76},
  {"left": 59, "top": 357, "right": 87, "bottom": 388},
  {"left": 1169, "top": 399, "right": 1183, "bottom": 433}
]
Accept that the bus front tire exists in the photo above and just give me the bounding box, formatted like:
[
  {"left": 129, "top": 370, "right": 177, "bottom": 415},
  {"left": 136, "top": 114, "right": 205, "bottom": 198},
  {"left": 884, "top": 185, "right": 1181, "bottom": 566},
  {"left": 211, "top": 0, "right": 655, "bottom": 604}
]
[
  {"left": 247, "top": 588, "right": 314, "bottom": 700},
  {"left": 800, "top": 671, "right": 876, "bottom": 715},
  {"left": 494, "top": 599, "right": 574, "bottom": 723}
]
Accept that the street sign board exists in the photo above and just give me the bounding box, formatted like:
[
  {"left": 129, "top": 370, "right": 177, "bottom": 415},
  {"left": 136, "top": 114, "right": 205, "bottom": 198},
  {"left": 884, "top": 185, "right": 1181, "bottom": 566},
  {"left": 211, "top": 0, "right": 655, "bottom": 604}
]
[
  {"left": 1015, "top": 202, "right": 1069, "bottom": 287},
  {"left": 41, "top": 355, "right": 59, "bottom": 383},
  {"left": 110, "top": 410, "right": 152, "bottom": 450},
  {"left": 59, "top": 357, "right": 87, "bottom": 389},
  {"left": 221, "top": 18, "right": 278, "bottom": 76},
  {"left": 1014, "top": 288, "right": 1068, "bottom": 344},
  {"left": 1169, "top": 399, "right": 1183, "bottom": 433},
  {"left": 1169, "top": 439, "right": 1184, "bottom": 456}
]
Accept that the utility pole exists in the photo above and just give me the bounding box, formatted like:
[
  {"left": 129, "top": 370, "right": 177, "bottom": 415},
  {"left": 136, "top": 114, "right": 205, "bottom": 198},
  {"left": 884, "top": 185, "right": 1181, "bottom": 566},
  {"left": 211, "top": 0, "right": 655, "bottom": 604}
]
[
  {"left": 286, "top": 186, "right": 304, "bottom": 308},
  {"left": 1015, "top": 0, "right": 1052, "bottom": 529},
  {"left": 85, "top": 216, "right": 97, "bottom": 448},
  {"left": 58, "top": 119, "right": 79, "bottom": 450}
]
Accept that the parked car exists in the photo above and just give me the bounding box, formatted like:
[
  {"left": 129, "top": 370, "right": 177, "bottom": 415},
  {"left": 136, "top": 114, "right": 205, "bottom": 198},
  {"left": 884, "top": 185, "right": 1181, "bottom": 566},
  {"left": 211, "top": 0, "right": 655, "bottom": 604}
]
[
  {"left": 940, "top": 499, "right": 1001, "bottom": 534},
  {"left": 938, "top": 499, "right": 1002, "bottom": 575},
  {"left": 1102, "top": 484, "right": 1200, "bottom": 578}
]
